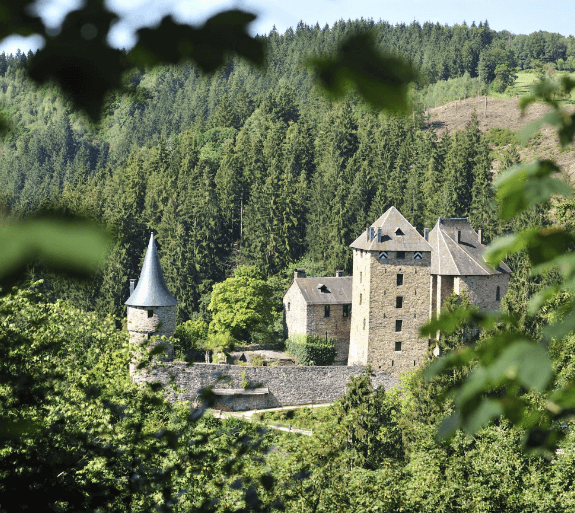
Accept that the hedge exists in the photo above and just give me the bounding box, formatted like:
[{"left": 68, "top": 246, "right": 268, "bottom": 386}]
[{"left": 285, "top": 334, "right": 336, "bottom": 366}]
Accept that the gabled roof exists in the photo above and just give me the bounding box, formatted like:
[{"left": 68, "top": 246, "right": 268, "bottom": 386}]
[
  {"left": 428, "top": 218, "right": 511, "bottom": 276},
  {"left": 349, "top": 206, "right": 432, "bottom": 252},
  {"left": 125, "top": 233, "right": 178, "bottom": 307},
  {"left": 289, "top": 276, "right": 353, "bottom": 305}
]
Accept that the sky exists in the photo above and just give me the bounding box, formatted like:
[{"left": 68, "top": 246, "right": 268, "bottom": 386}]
[{"left": 1, "top": 0, "right": 574, "bottom": 56}]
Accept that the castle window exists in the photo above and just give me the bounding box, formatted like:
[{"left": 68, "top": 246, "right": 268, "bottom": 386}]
[
  {"left": 396, "top": 296, "right": 403, "bottom": 308},
  {"left": 395, "top": 320, "right": 403, "bottom": 332},
  {"left": 496, "top": 286, "right": 501, "bottom": 301},
  {"left": 360, "top": 293, "right": 362, "bottom": 305},
  {"left": 396, "top": 251, "right": 405, "bottom": 259},
  {"left": 397, "top": 274, "right": 403, "bottom": 286},
  {"left": 325, "top": 305, "right": 330, "bottom": 317},
  {"left": 414, "top": 251, "right": 422, "bottom": 260},
  {"left": 395, "top": 341, "right": 402, "bottom": 352},
  {"left": 343, "top": 304, "right": 350, "bottom": 317},
  {"left": 147, "top": 309, "right": 153, "bottom": 318}
]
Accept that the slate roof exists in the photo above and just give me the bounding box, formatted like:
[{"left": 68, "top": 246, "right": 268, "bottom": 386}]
[
  {"left": 290, "top": 276, "right": 353, "bottom": 305},
  {"left": 428, "top": 218, "right": 511, "bottom": 276},
  {"left": 125, "top": 233, "right": 178, "bottom": 307},
  {"left": 350, "top": 206, "right": 432, "bottom": 252}
]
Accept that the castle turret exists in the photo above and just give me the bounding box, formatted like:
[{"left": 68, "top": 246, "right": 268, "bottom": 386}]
[{"left": 126, "top": 233, "right": 177, "bottom": 373}]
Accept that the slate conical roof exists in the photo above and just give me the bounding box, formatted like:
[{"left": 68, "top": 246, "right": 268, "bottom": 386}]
[{"left": 125, "top": 233, "right": 177, "bottom": 307}]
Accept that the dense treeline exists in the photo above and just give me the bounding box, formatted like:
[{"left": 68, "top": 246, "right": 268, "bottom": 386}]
[{"left": 0, "top": 19, "right": 564, "bottom": 325}]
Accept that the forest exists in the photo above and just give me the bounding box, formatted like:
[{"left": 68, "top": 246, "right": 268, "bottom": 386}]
[{"left": 3, "top": 9, "right": 575, "bottom": 512}]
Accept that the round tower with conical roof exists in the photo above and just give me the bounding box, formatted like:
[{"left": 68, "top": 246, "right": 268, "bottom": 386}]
[{"left": 125, "top": 233, "right": 177, "bottom": 374}]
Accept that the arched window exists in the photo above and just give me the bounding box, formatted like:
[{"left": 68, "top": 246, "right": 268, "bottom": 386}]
[{"left": 496, "top": 286, "right": 501, "bottom": 301}]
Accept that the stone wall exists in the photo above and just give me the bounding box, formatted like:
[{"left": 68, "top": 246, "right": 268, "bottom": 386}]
[
  {"left": 128, "top": 305, "right": 176, "bottom": 373},
  {"left": 306, "top": 304, "right": 351, "bottom": 365},
  {"left": 366, "top": 251, "right": 432, "bottom": 377},
  {"left": 133, "top": 363, "right": 397, "bottom": 411},
  {"left": 455, "top": 274, "right": 510, "bottom": 311},
  {"left": 283, "top": 284, "right": 307, "bottom": 339},
  {"left": 348, "top": 248, "right": 372, "bottom": 365}
]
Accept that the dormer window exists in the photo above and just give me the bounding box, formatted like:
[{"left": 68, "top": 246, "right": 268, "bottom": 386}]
[
  {"left": 395, "top": 228, "right": 404, "bottom": 236},
  {"left": 379, "top": 251, "right": 388, "bottom": 260},
  {"left": 317, "top": 284, "right": 328, "bottom": 293},
  {"left": 414, "top": 251, "right": 422, "bottom": 260}
]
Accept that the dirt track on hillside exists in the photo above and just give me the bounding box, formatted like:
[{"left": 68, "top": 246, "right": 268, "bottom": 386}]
[{"left": 425, "top": 96, "right": 575, "bottom": 178}]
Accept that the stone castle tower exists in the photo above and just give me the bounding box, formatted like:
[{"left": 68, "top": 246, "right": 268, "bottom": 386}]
[
  {"left": 347, "top": 207, "right": 433, "bottom": 375},
  {"left": 347, "top": 207, "right": 511, "bottom": 378},
  {"left": 125, "top": 233, "right": 177, "bottom": 374}
]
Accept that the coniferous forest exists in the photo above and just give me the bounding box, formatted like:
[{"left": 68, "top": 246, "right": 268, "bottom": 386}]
[{"left": 4, "top": 13, "right": 575, "bottom": 512}]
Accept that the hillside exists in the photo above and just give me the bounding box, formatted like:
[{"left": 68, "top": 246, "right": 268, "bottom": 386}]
[{"left": 426, "top": 96, "right": 575, "bottom": 176}]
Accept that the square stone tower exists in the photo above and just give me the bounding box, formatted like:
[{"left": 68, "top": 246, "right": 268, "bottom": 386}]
[{"left": 348, "top": 207, "right": 432, "bottom": 376}]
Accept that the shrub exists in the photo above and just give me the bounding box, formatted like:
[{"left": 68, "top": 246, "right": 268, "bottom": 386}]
[
  {"left": 174, "top": 317, "right": 208, "bottom": 351},
  {"left": 285, "top": 334, "right": 336, "bottom": 366},
  {"left": 250, "top": 354, "right": 265, "bottom": 366}
]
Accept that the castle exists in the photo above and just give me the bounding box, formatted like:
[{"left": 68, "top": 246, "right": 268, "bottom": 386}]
[
  {"left": 128, "top": 207, "right": 511, "bottom": 383},
  {"left": 285, "top": 206, "right": 511, "bottom": 377}
]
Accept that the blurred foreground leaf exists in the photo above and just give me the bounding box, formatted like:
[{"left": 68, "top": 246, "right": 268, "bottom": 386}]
[
  {"left": 130, "top": 10, "right": 265, "bottom": 72},
  {"left": 494, "top": 160, "right": 570, "bottom": 221},
  {"left": 0, "top": 217, "right": 112, "bottom": 292},
  {"left": 308, "top": 32, "right": 418, "bottom": 113}
]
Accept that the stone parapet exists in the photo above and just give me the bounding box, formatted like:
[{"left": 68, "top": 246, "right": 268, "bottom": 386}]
[{"left": 133, "top": 363, "right": 397, "bottom": 411}]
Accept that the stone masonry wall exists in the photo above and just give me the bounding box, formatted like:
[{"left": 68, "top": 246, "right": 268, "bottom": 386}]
[
  {"left": 133, "top": 362, "right": 397, "bottom": 411},
  {"left": 455, "top": 274, "right": 510, "bottom": 311},
  {"left": 283, "top": 285, "right": 307, "bottom": 340},
  {"left": 348, "top": 248, "right": 372, "bottom": 365},
  {"left": 306, "top": 304, "right": 351, "bottom": 365},
  {"left": 366, "top": 251, "right": 432, "bottom": 378},
  {"left": 128, "top": 305, "right": 176, "bottom": 373}
]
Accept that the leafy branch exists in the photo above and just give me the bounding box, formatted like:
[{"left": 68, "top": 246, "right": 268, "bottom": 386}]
[{"left": 422, "top": 80, "right": 575, "bottom": 453}]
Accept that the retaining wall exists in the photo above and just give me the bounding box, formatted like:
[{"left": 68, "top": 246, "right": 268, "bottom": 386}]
[{"left": 133, "top": 363, "right": 398, "bottom": 411}]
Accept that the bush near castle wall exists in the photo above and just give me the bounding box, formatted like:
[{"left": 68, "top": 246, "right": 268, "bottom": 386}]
[{"left": 286, "top": 334, "right": 336, "bottom": 366}]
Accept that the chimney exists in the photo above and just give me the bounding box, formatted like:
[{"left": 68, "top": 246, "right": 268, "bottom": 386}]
[
  {"left": 366, "top": 227, "right": 370, "bottom": 241},
  {"left": 335, "top": 270, "right": 344, "bottom": 278},
  {"left": 377, "top": 227, "right": 382, "bottom": 243},
  {"left": 370, "top": 227, "right": 375, "bottom": 241},
  {"left": 424, "top": 227, "right": 429, "bottom": 241},
  {"left": 294, "top": 268, "right": 306, "bottom": 279},
  {"left": 130, "top": 279, "right": 136, "bottom": 295},
  {"left": 457, "top": 230, "right": 461, "bottom": 243},
  {"left": 478, "top": 229, "right": 483, "bottom": 245}
]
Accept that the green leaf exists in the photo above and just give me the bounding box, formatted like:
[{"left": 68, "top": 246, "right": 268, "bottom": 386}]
[
  {"left": 419, "top": 306, "right": 479, "bottom": 337},
  {"left": 308, "top": 32, "right": 418, "bottom": 113},
  {"left": 27, "top": 0, "right": 125, "bottom": 121},
  {"left": 463, "top": 399, "right": 503, "bottom": 435},
  {"left": 0, "top": 0, "right": 44, "bottom": 40},
  {"left": 542, "top": 305, "right": 575, "bottom": 340},
  {"left": 130, "top": 10, "right": 264, "bottom": 72},
  {"left": 488, "top": 341, "right": 552, "bottom": 392},
  {"left": 0, "top": 217, "right": 112, "bottom": 292},
  {"left": 484, "top": 228, "right": 539, "bottom": 268},
  {"left": 437, "top": 412, "right": 461, "bottom": 439},
  {"left": 494, "top": 160, "right": 570, "bottom": 220}
]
